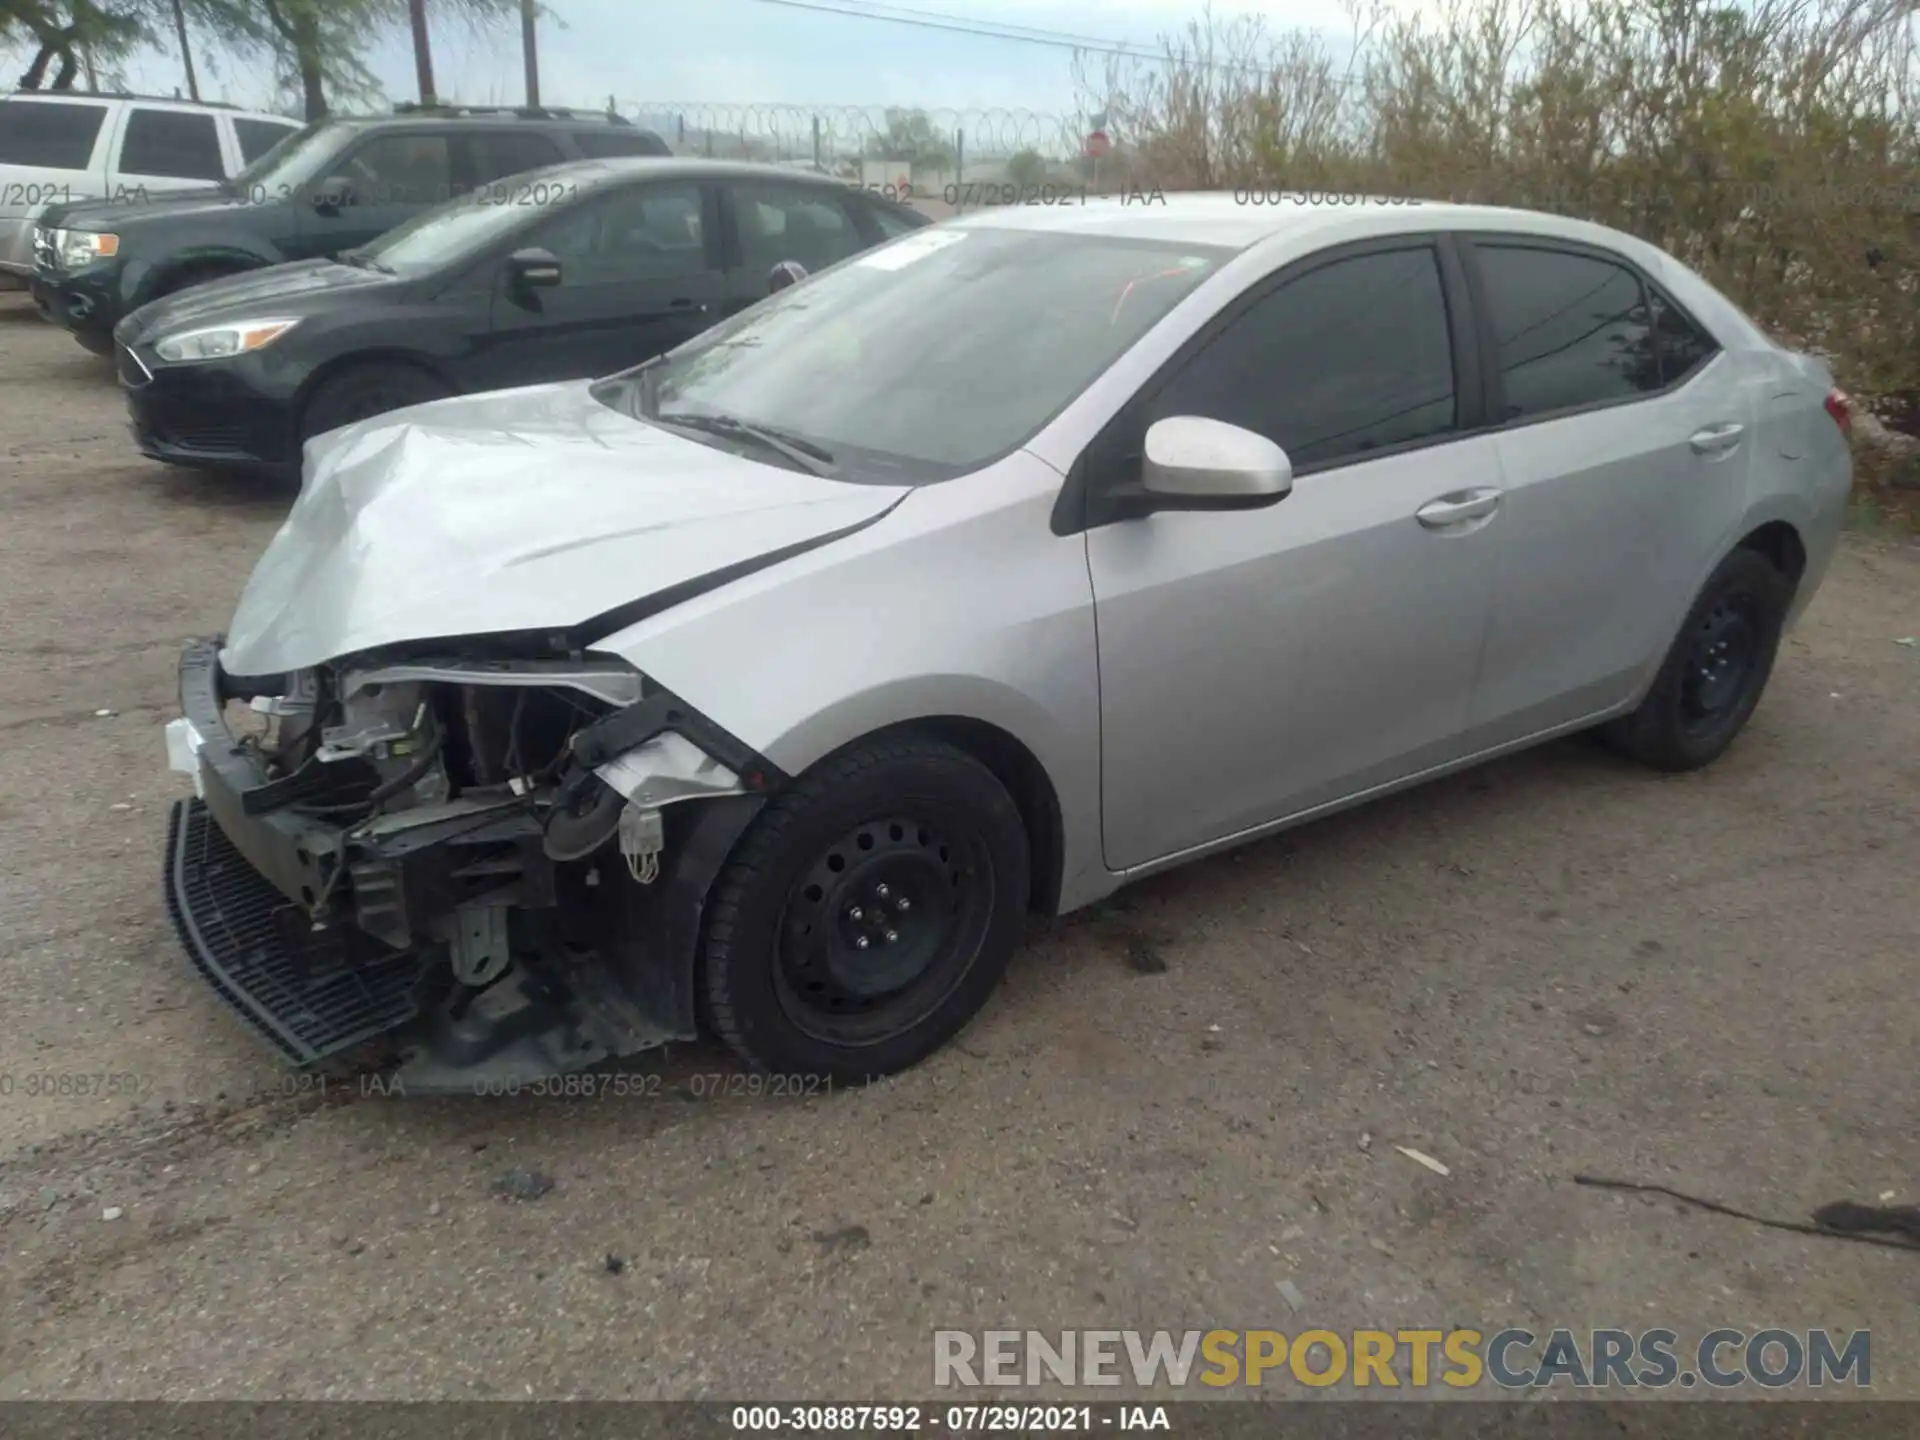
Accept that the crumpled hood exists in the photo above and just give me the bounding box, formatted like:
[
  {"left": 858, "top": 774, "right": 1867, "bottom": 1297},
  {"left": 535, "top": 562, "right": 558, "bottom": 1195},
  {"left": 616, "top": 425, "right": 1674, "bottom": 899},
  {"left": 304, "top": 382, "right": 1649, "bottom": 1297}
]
[{"left": 220, "top": 381, "right": 910, "bottom": 677}]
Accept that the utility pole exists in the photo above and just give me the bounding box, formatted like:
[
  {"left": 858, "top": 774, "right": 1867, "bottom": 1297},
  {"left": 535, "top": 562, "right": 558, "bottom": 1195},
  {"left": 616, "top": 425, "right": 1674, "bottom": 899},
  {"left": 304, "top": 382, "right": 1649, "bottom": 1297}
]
[
  {"left": 408, "top": 0, "right": 437, "bottom": 106},
  {"left": 170, "top": 0, "right": 200, "bottom": 102},
  {"left": 521, "top": 0, "right": 539, "bottom": 106}
]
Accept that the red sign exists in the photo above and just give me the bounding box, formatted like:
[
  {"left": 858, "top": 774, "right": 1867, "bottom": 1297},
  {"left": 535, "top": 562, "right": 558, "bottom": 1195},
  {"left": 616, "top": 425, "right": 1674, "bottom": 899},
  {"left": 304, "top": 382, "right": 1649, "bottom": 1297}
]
[{"left": 1085, "top": 129, "right": 1111, "bottom": 160}]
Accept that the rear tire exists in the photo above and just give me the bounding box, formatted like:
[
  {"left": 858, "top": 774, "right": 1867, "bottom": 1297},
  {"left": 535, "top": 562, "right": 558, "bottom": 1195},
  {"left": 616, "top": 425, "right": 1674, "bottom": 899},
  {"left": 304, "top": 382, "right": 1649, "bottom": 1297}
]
[
  {"left": 1599, "top": 547, "right": 1792, "bottom": 771},
  {"left": 701, "top": 735, "right": 1030, "bottom": 1082},
  {"left": 300, "top": 362, "right": 451, "bottom": 445}
]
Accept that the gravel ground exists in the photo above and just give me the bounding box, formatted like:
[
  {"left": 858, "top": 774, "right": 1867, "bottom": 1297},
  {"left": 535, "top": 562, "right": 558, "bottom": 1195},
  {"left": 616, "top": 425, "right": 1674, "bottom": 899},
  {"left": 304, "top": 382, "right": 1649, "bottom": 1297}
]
[{"left": 0, "top": 293, "right": 1915, "bottom": 1401}]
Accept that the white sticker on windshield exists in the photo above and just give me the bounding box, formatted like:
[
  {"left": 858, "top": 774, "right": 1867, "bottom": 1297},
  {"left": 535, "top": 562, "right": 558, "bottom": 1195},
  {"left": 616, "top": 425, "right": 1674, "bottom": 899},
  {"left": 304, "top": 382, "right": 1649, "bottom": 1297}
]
[{"left": 857, "top": 229, "right": 967, "bottom": 271}]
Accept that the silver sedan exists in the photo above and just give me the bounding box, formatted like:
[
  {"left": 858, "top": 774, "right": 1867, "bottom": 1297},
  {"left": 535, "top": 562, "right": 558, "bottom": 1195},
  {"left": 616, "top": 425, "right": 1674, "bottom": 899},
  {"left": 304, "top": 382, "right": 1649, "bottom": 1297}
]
[{"left": 164, "top": 194, "right": 1854, "bottom": 1089}]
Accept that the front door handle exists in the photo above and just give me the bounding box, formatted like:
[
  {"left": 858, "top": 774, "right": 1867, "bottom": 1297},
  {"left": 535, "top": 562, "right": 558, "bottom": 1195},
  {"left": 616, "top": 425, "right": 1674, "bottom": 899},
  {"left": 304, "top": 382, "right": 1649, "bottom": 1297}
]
[
  {"left": 1416, "top": 488, "right": 1503, "bottom": 529},
  {"left": 1689, "top": 422, "right": 1745, "bottom": 455},
  {"left": 668, "top": 297, "right": 710, "bottom": 313}
]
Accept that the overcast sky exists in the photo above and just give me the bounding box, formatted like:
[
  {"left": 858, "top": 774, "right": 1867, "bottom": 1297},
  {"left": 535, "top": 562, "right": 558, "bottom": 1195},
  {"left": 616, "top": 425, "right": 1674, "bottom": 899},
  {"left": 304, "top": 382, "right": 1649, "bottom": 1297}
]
[{"left": 6, "top": 0, "right": 1398, "bottom": 120}]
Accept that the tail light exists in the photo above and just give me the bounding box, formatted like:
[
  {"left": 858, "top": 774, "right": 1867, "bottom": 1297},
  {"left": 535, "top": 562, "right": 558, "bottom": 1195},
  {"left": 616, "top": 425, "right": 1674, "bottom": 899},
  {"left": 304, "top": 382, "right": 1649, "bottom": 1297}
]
[{"left": 1824, "top": 388, "right": 1853, "bottom": 438}]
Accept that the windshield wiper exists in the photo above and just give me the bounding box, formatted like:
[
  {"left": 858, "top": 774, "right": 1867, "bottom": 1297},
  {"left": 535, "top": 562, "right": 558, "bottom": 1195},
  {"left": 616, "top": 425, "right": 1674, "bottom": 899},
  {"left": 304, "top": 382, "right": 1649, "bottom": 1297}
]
[{"left": 655, "top": 410, "right": 836, "bottom": 475}]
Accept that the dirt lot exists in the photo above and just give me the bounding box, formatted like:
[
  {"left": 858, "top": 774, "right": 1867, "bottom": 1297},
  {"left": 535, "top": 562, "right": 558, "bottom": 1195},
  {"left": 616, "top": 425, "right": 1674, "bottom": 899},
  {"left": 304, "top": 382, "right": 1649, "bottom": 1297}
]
[{"left": 0, "top": 293, "right": 1915, "bottom": 1401}]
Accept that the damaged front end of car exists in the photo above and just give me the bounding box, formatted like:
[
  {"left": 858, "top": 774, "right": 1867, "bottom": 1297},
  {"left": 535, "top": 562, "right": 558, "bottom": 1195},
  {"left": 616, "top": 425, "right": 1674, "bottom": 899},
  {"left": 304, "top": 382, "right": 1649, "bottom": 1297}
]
[{"left": 163, "top": 635, "right": 786, "bottom": 1092}]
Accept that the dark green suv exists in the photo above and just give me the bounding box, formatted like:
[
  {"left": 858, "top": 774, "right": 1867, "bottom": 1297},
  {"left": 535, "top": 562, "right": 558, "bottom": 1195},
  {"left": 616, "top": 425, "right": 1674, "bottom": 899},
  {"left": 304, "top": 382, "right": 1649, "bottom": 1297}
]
[{"left": 31, "top": 103, "right": 669, "bottom": 353}]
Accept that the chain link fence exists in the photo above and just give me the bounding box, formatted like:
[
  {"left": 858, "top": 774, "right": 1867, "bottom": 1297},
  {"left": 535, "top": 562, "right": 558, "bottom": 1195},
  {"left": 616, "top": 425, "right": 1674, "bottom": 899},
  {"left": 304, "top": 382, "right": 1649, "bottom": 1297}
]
[{"left": 615, "top": 103, "right": 1125, "bottom": 210}]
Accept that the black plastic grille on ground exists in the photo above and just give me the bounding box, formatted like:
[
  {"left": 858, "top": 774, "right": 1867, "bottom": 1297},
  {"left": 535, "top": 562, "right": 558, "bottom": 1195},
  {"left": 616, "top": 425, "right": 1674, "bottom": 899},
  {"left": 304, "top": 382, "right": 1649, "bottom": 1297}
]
[{"left": 163, "top": 799, "right": 427, "bottom": 1065}]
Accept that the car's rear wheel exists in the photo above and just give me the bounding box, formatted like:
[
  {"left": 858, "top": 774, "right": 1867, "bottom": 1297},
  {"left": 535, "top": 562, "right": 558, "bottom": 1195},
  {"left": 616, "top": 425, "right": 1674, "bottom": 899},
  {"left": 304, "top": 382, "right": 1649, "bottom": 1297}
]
[
  {"left": 701, "top": 735, "right": 1030, "bottom": 1081},
  {"left": 1599, "top": 546, "right": 1792, "bottom": 771},
  {"left": 300, "top": 362, "right": 450, "bottom": 444}
]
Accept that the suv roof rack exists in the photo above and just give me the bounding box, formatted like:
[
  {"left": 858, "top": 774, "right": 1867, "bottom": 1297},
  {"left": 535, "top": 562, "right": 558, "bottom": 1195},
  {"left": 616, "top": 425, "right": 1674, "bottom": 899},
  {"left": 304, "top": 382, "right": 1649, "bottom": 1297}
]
[
  {"left": 3, "top": 88, "right": 243, "bottom": 111},
  {"left": 390, "top": 101, "right": 633, "bottom": 126}
]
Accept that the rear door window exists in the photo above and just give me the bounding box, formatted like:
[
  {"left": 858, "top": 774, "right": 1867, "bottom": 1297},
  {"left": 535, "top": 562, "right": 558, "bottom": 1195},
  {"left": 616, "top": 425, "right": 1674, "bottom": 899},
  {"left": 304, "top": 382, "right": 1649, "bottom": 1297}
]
[
  {"left": 0, "top": 99, "right": 108, "bottom": 169},
  {"left": 234, "top": 117, "right": 300, "bottom": 166},
  {"left": 118, "top": 108, "right": 225, "bottom": 181},
  {"left": 464, "top": 131, "right": 566, "bottom": 187},
  {"left": 727, "top": 181, "right": 867, "bottom": 275},
  {"left": 1474, "top": 243, "right": 1662, "bottom": 418}
]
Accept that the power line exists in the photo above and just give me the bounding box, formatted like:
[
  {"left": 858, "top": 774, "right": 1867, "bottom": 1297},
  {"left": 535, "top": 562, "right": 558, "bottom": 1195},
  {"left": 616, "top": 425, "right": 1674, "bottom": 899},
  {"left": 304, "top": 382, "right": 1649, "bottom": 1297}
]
[
  {"left": 735, "top": 0, "right": 1171, "bottom": 60},
  {"left": 733, "top": 0, "right": 1360, "bottom": 84},
  {"left": 809, "top": 0, "right": 1130, "bottom": 50}
]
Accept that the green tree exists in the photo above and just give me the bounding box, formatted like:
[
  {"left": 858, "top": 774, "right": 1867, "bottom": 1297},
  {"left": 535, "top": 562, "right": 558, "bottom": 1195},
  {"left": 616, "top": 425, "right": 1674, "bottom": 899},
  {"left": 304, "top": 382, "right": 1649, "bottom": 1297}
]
[
  {"left": 193, "top": 0, "right": 516, "bottom": 121},
  {"left": 6, "top": 1, "right": 144, "bottom": 89},
  {"left": 1005, "top": 148, "right": 1046, "bottom": 186},
  {"left": 866, "top": 108, "right": 954, "bottom": 170}
]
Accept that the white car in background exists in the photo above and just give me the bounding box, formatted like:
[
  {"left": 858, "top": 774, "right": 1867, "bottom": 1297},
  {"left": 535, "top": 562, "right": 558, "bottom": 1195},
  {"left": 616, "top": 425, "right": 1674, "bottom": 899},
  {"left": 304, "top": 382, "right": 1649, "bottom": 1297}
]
[{"left": 0, "top": 90, "right": 300, "bottom": 286}]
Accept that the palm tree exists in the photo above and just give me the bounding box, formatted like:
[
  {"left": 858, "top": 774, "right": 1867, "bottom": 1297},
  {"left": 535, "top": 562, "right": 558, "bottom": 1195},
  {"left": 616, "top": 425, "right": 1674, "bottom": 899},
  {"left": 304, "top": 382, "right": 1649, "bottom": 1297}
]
[{"left": 407, "top": 0, "right": 435, "bottom": 104}]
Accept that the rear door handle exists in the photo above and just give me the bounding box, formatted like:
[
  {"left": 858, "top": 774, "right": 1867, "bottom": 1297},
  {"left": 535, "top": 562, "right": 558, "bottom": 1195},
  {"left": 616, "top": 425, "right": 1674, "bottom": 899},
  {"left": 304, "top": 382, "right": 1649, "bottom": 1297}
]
[
  {"left": 1416, "top": 488, "right": 1503, "bottom": 529},
  {"left": 1689, "top": 422, "right": 1745, "bottom": 455}
]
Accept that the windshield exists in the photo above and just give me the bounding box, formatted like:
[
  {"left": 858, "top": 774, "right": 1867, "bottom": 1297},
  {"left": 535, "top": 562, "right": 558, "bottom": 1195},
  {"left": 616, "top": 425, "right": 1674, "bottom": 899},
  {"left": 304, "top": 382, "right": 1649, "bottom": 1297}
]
[
  {"left": 227, "top": 119, "right": 348, "bottom": 198},
  {"left": 354, "top": 182, "right": 555, "bottom": 274},
  {"left": 596, "top": 227, "right": 1231, "bottom": 480}
]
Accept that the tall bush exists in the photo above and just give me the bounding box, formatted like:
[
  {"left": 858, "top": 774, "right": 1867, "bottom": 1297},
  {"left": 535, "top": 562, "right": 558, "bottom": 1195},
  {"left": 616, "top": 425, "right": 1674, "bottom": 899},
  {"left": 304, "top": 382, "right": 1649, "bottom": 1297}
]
[{"left": 1079, "top": 0, "right": 1919, "bottom": 428}]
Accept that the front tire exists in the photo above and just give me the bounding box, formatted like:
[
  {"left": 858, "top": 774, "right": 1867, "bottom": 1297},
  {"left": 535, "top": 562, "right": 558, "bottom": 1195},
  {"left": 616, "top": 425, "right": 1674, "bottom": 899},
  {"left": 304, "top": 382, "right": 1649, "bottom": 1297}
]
[
  {"left": 152, "top": 262, "right": 247, "bottom": 301},
  {"left": 1600, "top": 546, "right": 1792, "bottom": 771},
  {"left": 702, "top": 735, "right": 1030, "bottom": 1081},
  {"left": 300, "top": 362, "right": 451, "bottom": 445}
]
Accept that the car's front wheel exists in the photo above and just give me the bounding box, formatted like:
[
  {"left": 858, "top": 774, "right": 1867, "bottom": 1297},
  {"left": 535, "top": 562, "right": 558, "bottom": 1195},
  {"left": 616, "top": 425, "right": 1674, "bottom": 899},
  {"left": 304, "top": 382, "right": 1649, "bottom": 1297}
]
[
  {"left": 701, "top": 735, "right": 1030, "bottom": 1082},
  {"left": 1600, "top": 546, "right": 1793, "bottom": 771},
  {"left": 300, "top": 361, "right": 450, "bottom": 445}
]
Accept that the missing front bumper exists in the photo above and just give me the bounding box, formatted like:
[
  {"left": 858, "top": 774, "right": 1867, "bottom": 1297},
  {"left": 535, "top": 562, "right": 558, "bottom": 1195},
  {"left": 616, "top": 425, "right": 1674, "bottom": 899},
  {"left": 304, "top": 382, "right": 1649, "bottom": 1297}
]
[{"left": 156, "top": 638, "right": 772, "bottom": 1091}]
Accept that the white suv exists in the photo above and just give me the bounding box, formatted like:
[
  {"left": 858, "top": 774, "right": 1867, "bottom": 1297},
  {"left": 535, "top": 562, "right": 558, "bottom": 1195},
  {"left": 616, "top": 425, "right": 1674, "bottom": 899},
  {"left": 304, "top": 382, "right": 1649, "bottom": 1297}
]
[{"left": 0, "top": 91, "right": 301, "bottom": 286}]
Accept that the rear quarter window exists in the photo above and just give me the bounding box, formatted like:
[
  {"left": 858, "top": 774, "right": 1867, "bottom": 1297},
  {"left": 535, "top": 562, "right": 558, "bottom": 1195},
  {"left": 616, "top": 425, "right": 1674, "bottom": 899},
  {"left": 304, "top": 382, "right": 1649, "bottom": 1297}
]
[
  {"left": 0, "top": 99, "right": 108, "bottom": 169},
  {"left": 571, "top": 129, "right": 671, "bottom": 159},
  {"left": 1649, "top": 287, "right": 1720, "bottom": 385},
  {"left": 864, "top": 201, "right": 927, "bottom": 238}
]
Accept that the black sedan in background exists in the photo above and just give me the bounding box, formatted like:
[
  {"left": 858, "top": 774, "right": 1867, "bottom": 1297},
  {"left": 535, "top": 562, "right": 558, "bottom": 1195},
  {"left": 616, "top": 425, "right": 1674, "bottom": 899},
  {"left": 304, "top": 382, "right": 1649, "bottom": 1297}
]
[{"left": 112, "top": 158, "right": 929, "bottom": 475}]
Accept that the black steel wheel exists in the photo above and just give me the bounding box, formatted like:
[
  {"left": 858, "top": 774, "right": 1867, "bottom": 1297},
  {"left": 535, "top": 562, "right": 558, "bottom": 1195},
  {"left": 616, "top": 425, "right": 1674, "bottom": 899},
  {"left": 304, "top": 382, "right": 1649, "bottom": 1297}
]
[
  {"left": 702, "top": 735, "right": 1030, "bottom": 1080},
  {"left": 1678, "top": 591, "right": 1761, "bottom": 737},
  {"left": 774, "top": 813, "right": 996, "bottom": 1046},
  {"left": 301, "top": 362, "right": 451, "bottom": 445},
  {"left": 1600, "top": 545, "right": 1792, "bottom": 771}
]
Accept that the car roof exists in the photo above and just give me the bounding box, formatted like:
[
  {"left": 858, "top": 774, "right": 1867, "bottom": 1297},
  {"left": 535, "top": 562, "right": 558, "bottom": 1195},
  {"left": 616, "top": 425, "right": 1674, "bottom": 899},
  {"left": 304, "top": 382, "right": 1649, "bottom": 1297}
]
[
  {"left": 479, "top": 156, "right": 887, "bottom": 193},
  {"left": 322, "top": 111, "right": 659, "bottom": 136},
  {"left": 948, "top": 190, "right": 1658, "bottom": 256},
  {"left": 0, "top": 89, "right": 283, "bottom": 117}
]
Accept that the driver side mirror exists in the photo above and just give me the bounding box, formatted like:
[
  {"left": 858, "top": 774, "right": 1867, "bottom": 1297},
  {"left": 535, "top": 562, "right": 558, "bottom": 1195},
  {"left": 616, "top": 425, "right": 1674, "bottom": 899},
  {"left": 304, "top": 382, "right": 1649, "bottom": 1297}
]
[
  {"left": 768, "top": 260, "right": 808, "bottom": 293},
  {"left": 507, "top": 246, "right": 563, "bottom": 291},
  {"left": 312, "top": 175, "right": 355, "bottom": 215},
  {"left": 1129, "top": 416, "right": 1293, "bottom": 514}
]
